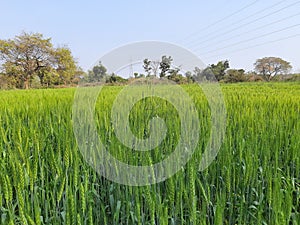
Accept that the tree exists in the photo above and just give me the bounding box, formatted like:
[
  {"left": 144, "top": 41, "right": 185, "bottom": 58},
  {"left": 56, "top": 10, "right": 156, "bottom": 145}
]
[
  {"left": 142, "top": 58, "right": 160, "bottom": 77},
  {"left": 151, "top": 61, "right": 160, "bottom": 77},
  {"left": 167, "top": 67, "right": 183, "bottom": 83},
  {"left": 88, "top": 62, "right": 107, "bottom": 82},
  {"left": 0, "top": 32, "right": 78, "bottom": 89},
  {"left": 210, "top": 60, "right": 230, "bottom": 81},
  {"left": 192, "top": 66, "right": 214, "bottom": 82},
  {"left": 134, "top": 72, "right": 139, "bottom": 78},
  {"left": 133, "top": 72, "right": 145, "bottom": 79},
  {"left": 0, "top": 71, "right": 17, "bottom": 89},
  {"left": 106, "top": 73, "right": 127, "bottom": 84},
  {"left": 185, "top": 71, "right": 194, "bottom": 83},
  {"left": 36, "top": 66, "right": 56, "bottom": 86},
  {"left": 159, "top": 55, "right": 173, "bottom": 78},
  {"left": 143, "top": 59, "right": 152, "bottom": 76},
  {"left": 0, "top": 32, "right": 55, "bottom": 89},
  {"left": 40, "top": 69, "right": 60, "bottom": 87},
  {"left": 54, "top": 47, "right": 77, "bottom": 85},
  {"left": 254, "top": 57, "right": 292, "bottom": 81},
  {"left": 224, "top": 69, "right": 246, "bottom": 83}
]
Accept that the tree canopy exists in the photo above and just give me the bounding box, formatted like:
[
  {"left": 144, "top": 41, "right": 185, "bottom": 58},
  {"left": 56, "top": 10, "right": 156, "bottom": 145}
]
[
  {"left": 87, "top": 62, "right": 107, "bottom": 82},
  {"left": 0, "top": 32, "right": 78, "bottom": 89},
  {"left": 209, "top": 60, "right": 230, "bottom": 81},
  {"left": 254, "top": 57, "right": 292, "bottom": 81}
]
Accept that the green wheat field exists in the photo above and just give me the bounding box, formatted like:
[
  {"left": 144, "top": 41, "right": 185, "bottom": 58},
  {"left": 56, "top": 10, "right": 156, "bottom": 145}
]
[{"left": 0, "top": 82, "right": 299, "bottom": 225}]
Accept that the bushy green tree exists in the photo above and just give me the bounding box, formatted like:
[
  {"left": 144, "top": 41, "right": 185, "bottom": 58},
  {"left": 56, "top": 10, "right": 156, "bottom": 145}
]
[
  {"left": 88, "top": 62, "right": 107, "bottom": 82},
  {"left": 143, "top": 59, "right": 152, "bottom": 77},
  {"left": 0, "top": 32, "right": 54, "bottom": 89},
  {"left": 224, "top": 69, "right": 246, "bottom": 83},
  {"left": 54, "top": 47, "right": 77, "bottom": 85},
  {"left": 0, "top": 32, "right": 77, "bottom": 89},
  {"left": 210, "top": 60, "right": 230, "bottom": 81},
  {"left": 159, "top": 56, "right": 173, "bottom": 78}
]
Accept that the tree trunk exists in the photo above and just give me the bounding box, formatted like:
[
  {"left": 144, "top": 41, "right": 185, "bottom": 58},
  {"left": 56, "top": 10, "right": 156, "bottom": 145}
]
[{"left": 24, "top": 79, "right": 29, "bottom": 89}]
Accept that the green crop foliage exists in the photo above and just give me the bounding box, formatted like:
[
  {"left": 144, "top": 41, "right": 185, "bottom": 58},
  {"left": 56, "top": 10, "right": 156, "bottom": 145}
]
[{"left": 0, "top": 83, "right": 299, "bottom": 224}]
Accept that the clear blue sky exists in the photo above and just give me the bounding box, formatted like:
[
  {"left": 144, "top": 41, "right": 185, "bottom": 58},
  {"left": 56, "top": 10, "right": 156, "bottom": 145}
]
[{"left": 1, "top": 0, "right": 300, "bottom": 73}]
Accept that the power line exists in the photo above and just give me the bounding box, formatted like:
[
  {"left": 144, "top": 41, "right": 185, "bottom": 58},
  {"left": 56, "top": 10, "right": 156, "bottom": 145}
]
[
  {"left": 176, "top": 23, "right": 299, "bottom": 66},
  {"left": 197, "top": 23, "right": 300, "bottom": 55},
  {"left": 201, "top": 33, "right": 300, "bottom": 61},
  {"left": 179, "top": 0, "right": 260, "bottom": 44},
  {"left": 175, "top": 33, "right": 300, "bottom": 69},
  {"left": 184, "top": 0, "right": 289, "bottom": 46},
  {"left": 195, "top": 12, "right": 300, "bottom": 51},
  {"left": 187, "top": 0, "right": 300, "bottom": 49}
]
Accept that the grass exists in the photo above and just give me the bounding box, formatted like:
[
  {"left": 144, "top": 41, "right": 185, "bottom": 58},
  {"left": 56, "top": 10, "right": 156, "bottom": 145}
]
[{"left": 0, "top": 82, "right": 299, "bottom": 224}]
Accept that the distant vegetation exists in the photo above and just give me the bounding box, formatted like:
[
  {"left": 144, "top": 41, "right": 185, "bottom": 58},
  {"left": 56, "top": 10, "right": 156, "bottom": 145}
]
[{"left": 0, "top": 32, "right": 299, "bottom": 89}]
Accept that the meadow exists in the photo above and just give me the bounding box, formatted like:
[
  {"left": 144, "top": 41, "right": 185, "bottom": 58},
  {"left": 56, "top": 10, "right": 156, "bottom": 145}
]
[{"left": 0, "top": 82, "right": 299, "bottom": 225}]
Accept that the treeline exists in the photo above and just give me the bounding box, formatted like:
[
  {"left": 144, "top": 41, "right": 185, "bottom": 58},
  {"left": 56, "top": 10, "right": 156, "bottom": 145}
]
[
  {"left": 86, "top": 56, "right": 300, "bottom": 85},
  {"left": 1, "top": 32, "right": 299, "bottom": 89}
]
